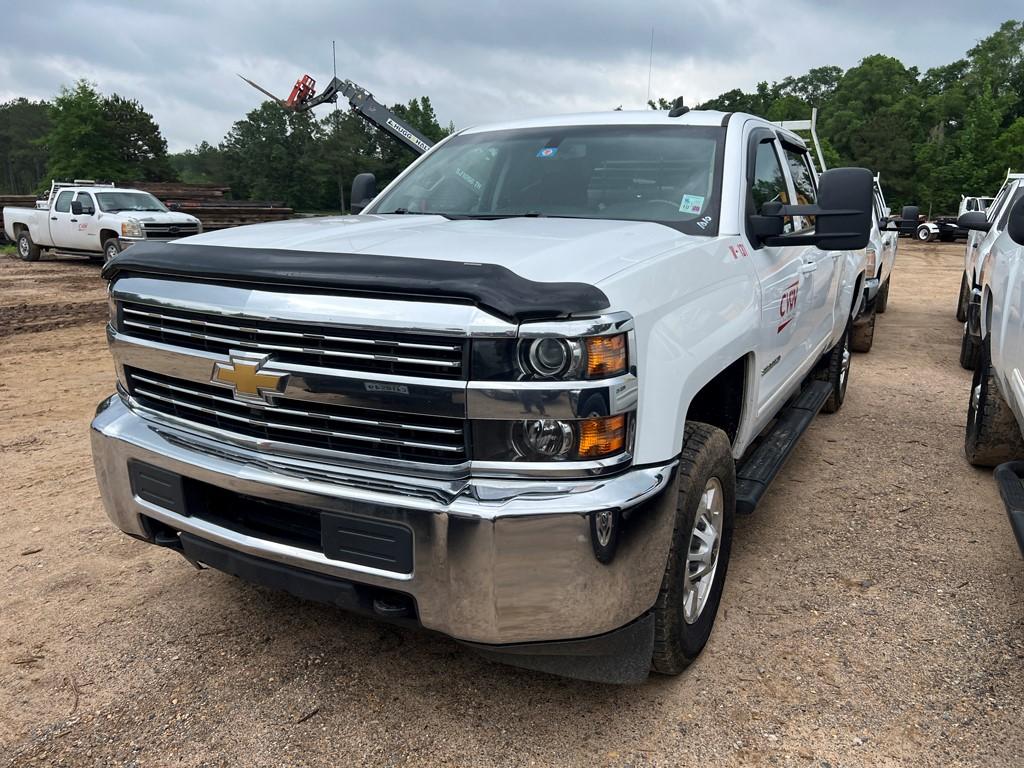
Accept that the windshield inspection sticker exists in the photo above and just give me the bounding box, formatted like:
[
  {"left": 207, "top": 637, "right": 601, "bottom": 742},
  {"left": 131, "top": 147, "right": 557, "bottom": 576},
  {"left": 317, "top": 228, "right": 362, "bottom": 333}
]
[
  {"left": 679, "top": 194, "right": 705, "bottom": 214},
  {"left": 536, "top": 147, "right": 559, "bottom": 158}
]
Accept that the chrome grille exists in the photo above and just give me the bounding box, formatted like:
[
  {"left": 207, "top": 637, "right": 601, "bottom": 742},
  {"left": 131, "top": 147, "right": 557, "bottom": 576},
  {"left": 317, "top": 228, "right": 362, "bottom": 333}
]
[
  {"left": 125, "top": 368, "right": 468, "bottom": 464},
  {"left": 119, "top": 301, "right": 467, "bottom": 379},
  {"left": 143, "top": 223, "right": 200, "bottom": 238}
]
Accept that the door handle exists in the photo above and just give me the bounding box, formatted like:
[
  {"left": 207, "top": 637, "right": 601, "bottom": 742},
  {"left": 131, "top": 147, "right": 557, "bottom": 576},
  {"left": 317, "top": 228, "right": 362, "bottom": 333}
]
[
  {"left": 70, "top": 218, "right": 78, "bottom": 223},
  {"left": 50, "top": 217, "right": 57, "bottom": 221},
  {"left": 799, "top": 262, "right": 818, "bottom": 274}
]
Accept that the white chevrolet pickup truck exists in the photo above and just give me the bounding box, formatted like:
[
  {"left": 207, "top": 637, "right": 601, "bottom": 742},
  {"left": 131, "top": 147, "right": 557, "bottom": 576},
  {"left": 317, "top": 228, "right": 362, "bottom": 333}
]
[
  {"left": 961, "top": 193, "right": 1024, "bottom": 555},
  {"left": 3, "top": 181, "right": 202, "bottom": 263},
  {"left": 91, "top": 110, "right": 871, "bottom": 683}
]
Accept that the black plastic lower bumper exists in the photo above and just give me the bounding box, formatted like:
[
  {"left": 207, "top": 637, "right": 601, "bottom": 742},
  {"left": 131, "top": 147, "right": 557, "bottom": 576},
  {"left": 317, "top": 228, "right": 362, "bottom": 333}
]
[{"left": 994, "top": 461, "right": 1024, "bottom": 556}]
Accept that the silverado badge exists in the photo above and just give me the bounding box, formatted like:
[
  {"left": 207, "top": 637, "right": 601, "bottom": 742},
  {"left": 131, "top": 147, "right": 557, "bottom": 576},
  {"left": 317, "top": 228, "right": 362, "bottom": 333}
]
[{"left": 211, "top": 354, "right": 289, "bottom": 405}]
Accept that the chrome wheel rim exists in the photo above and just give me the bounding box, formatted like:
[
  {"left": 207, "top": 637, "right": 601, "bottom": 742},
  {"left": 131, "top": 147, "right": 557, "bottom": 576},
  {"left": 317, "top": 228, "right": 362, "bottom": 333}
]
[
  {"left": 840, "top": 336, "right": 851, "bottom": 388},
  {"left": 682, "top": 477, "right": 724, "bottom": 624},
  {"left": 18, "top": 237, "right": 29, "bottom": 258},
  {"left": 105, "top": 244, "right": 118, "bottom": 262}
]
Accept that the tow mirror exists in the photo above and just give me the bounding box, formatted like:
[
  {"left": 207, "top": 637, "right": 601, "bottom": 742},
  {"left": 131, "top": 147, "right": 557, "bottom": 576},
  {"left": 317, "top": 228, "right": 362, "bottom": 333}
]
[
  {"left": 70, "top": 200, "right": 83, "bottom": 216},
  {"left": 350, "top": 173, "right": 377, "bottom": 215},
  {"left": 1008, "top": 197, "right": 1024, "bottom": 246},
  {"left": 754, "top": 167, "right": 874, "bottom": 251},
  {"left": 957, "top": 211, "right": 991, "bottom": 233}
]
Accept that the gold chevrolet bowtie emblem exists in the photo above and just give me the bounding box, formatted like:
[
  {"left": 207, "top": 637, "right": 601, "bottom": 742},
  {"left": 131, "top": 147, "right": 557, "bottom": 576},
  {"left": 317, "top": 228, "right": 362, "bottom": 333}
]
[{"left": 211, "top": 354, "right": 289, "bottom": 404}]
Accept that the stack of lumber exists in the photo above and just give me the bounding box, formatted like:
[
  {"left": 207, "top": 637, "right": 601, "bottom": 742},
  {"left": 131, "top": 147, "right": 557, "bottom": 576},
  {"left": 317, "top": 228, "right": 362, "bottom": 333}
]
[
  {"left": 0, "top": 194, "right": 39, "bottom": 241},
  {"left": 130, "top": 182, "right": 294, "bottom": 232}
]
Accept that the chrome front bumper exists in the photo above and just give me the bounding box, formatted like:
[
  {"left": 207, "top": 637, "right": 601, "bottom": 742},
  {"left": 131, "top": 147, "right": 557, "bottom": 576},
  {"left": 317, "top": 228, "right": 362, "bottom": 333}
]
[{"left": 91, "top": 395, "right": 677, "bottom": 645}]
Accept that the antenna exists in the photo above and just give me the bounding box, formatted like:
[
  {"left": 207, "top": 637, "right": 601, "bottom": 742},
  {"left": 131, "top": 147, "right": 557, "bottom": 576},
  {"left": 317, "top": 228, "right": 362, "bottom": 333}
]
[{"left": 646, "top": 26, "right": 654, "bottom": 108}]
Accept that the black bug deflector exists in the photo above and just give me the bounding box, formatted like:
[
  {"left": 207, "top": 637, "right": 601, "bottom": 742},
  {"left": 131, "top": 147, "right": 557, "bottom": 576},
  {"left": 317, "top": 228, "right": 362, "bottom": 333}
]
[
  {"left": 994, "top": 461, "right": 1024, "bottom": 556},
  {"left": 102, "top": 241, "right": 611, "bottom": 323}
]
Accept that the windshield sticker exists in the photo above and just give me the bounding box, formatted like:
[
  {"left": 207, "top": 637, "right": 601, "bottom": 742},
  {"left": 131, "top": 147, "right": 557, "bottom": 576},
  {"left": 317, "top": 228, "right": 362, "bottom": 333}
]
[
  {"left": 456, "top": 167, "right": 483, "bottom": 192},
  {"left": 697, "top": 216, "right": 713, "bottom": 230},
  {"left": 536, "top": 147, "right": 559, "bottom": 158},
  {"left": 679, "top": 194, "right": 705, "bottom": 214}
]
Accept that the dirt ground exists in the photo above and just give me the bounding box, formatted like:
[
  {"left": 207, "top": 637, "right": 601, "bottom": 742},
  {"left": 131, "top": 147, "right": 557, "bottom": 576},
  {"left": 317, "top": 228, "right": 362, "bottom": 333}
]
[{"left": 1, "top": 243, "right": 1022, "bottom": 768}]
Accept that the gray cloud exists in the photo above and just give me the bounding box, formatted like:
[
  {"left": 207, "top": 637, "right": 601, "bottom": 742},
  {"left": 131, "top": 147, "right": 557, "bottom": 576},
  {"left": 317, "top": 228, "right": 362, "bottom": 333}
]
[{"left": 0, "top": 1, "right": 1019, "bottom": 152}]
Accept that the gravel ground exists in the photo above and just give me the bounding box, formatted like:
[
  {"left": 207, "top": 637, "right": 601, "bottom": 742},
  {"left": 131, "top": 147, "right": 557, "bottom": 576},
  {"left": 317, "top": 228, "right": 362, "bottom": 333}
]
[{"left": 1, "top": 244, "right": 1022, "bottom": 767}]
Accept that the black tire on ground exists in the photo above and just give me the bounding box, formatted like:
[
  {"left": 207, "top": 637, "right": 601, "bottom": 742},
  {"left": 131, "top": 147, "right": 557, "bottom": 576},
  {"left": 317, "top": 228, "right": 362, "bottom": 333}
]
[
  {"left": 103, "top": 238, "right": 121, "bottom": 264},
  {"left": 816, "top": 319, "right": 851, "bottom": 413},
  {"left": 850, "top": 310, "right": 876, "bottom": 353},
  {"left": 876, "top": 278, "right": 891, "bottom": 314},
  {"left": 651, "top": 423, "right": 735, "bottom": 675},
  {"left": 964, "top": 342, "right": 1024, "bottom": 467},
  {"left": 956, "top": 273, "right": 969, "bottom": 322},
  {"left": 959, "top": 322, "right": 981, "bottom": 370},
  {"left": 916, "top": 225, "right": 933, "bottom": 242},
  {"left": 16, "top": 231, "right": 40, "bottom": 261}
]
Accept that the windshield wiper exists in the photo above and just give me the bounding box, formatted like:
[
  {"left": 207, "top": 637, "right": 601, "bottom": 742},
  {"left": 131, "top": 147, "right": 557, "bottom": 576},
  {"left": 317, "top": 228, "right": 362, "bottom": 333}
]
[
  {"left": 387, "top": 208, "right": 456, "bottom": 219},
  {"left": 461, "top": 211, "right": 550, "bottom": 220}
]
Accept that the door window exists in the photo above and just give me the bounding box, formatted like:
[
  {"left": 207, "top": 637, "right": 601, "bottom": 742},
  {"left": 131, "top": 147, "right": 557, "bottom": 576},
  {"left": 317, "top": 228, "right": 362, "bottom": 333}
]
[
  {"left": 54, "top": 191, "right": 74, "bottom": 213},
  {"left": 751, "top": 141, "right": 793, "bottom": 233},
  {"left": 783, "top": 148, "right": 816, "bottom": 230},
  {"left": 76, "top": 192, "right": 95, "bottom": 215}
]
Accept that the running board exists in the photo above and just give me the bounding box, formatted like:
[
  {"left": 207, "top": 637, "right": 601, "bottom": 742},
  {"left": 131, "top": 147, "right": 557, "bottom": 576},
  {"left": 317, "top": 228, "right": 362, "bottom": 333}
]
[{"left": 735, "top": 380, "right": 832, "bottom": 514}]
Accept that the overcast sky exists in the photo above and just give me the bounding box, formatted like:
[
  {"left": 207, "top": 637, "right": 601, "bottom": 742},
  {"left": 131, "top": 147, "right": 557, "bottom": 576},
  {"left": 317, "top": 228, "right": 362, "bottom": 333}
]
[{"left": 1, "top": 1, "right": 1019, "bottom": 152}]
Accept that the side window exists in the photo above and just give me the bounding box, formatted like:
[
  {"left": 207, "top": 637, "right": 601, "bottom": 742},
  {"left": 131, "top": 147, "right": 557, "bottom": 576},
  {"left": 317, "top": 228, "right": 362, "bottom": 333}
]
[
  {"left": 750, "top": 141, "right": 793, "bottom": 234},
  {"left": 783, "top": 147, "right": 816, "bottom": 230},
  {"left": 54, "top": 191, "right": 74, "bottom": 213},
  {"left": 998, "top": 188, "right": 1023, "bottom": 231},
  {"left": 76, "top": 192, "right": 95, "bottom": 215}
]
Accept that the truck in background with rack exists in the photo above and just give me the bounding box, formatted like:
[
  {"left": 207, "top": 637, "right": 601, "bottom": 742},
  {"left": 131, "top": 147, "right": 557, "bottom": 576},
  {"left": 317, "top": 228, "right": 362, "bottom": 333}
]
[{"left": 3, "top": 181, "right": 203, "bottom": 263}]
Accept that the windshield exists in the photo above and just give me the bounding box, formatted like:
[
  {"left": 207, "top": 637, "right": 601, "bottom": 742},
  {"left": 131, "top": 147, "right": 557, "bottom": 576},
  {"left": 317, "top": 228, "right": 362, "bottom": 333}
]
[
  {"left": 370, "top": 124, "right": 726, "bottom": 235},
  {"left": 96, "top": 192, "right": 168, "bottom": 213}
]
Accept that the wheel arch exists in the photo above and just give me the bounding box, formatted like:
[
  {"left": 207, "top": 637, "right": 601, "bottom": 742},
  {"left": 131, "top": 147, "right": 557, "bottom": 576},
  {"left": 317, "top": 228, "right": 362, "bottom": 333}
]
[{"left": 682, "top": 354, "right": 751, "bottom": 447}]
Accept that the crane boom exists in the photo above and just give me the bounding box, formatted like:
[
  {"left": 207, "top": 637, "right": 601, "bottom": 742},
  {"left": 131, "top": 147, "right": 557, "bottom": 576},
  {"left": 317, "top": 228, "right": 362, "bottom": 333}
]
[{"left": 239, "top": 73, "right": 434, "bottom": 156}]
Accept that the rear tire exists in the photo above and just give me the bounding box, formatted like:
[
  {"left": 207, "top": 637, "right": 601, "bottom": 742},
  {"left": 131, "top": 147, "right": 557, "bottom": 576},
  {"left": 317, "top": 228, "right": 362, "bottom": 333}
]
[
  {"left": 816, "top": 319, "right": 851, "bottom": 413},
  {"left": 959, "top": 322, "right": 981, "bottom": 370},
  {"left": 876, "top": 278, "right": 891, "bottom": 314},
  {"left": 850, "top": 310, "right": 876, "bottom": 353},
  {"left": 965, "top": 342, "right": 1024, "bottom": 467},
  {"left": 956, "top": 274, "right": 969, "bottom": 322},
  {"left": 651, "top": 423, "right": 735, "bottom": 675},
  {"left": 916, "top": 225, "right": 934, "bottom": 243},
  {"left": 16, "top": 231, "right": 40, "bottom": 261}
]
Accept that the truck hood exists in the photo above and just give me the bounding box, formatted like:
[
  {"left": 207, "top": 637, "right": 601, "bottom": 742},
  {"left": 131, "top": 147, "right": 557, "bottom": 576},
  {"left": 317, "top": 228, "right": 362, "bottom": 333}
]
[
  {"left": 179, "top": 214, "right": 701, "bottom": 286},
  {"left": 110, "top": 210, "right": 200, "bottom": 224}
]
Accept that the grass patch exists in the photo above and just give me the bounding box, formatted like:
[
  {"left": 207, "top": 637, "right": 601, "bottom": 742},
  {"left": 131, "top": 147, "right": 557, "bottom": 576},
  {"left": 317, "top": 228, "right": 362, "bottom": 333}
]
[{"left": 0, "top": 243, "right": 15, "bottom": 255}]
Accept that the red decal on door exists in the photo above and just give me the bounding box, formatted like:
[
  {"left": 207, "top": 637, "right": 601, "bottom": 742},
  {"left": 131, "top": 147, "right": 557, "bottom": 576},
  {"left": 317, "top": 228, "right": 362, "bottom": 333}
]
[
  {"left": 729, "top": 243, "right": 748, "bottom": 260},
  {"left": 777, "top": 280, "right": 799, "bottom": 333}
]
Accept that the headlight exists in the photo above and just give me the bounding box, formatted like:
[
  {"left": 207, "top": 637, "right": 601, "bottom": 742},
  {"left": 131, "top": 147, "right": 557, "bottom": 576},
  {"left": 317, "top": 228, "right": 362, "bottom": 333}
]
[
  {"left": 865, "top": 246, "right": 877, "bottom": 276},
  {"left": 473, "top": 332, "right": 629, "bottom": 381},
  {"left": 474, "top": 414, "right": 630, "bottom": 462},
  {"left": 121, "top": 219, "right": 144, "bottom": 238}
]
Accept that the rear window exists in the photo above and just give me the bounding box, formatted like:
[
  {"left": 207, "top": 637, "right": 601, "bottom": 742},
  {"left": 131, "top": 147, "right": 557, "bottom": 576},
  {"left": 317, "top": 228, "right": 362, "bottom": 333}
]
[{"left": 54, "top": 191, "right": 73, "bottom": 213}]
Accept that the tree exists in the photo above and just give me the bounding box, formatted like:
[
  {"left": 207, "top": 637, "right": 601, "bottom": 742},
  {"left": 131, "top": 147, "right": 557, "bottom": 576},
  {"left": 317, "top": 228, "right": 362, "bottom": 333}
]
[
  {"left": 104, "top": 94, "right": 176, "bottom": 181},
  {"left": 0, "top": 98, "right": 51, "bottom": 193}
]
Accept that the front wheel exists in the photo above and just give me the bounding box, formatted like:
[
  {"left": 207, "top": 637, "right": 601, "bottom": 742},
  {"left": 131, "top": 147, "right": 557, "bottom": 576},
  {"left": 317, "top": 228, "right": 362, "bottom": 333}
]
[
  {"left": 956, "top": 274, "right": 969, "bottom": 322},
  {"left": 916, "top": 225, "right": 934, "bottom": 243},
  {"left": 876, "top": 277, "right": 891, "bottom": 314},
  {"left": 816, "top": 320, "right": 851, "bottom": 413},
  {"left": 965, "top": 342, "right": 1024, "bottom": 467},
  {"left": 850, "top": 309, "right": 876, "bottom": 353},
  {"left": 103, "top": 238, "right": 121, "bottom": 264},
  {"left": 651, "top": 423, "right": 735, "bottom": 675},
  {"left": 959, "top": 322, "right": 981, "bottom": 370},
  {"left": 16, "top": 232, "right": 40, "bottom": 261}
]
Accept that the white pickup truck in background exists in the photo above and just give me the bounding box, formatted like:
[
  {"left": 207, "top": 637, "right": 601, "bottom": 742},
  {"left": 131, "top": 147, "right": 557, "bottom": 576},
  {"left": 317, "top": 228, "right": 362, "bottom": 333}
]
[{"left": 3, "top": 181, "right": 202, "bottom": 263}]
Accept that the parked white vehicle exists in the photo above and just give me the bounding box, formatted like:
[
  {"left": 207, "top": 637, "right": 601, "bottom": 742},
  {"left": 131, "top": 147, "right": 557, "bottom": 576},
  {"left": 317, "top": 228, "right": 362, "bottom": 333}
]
[
  {"left": 849, "top": 175, "right": 898, "bottom": 352},
  {"left": 917, "top": 194, "right": 997, "bottom": 243},
  {"left": 90, "top": 110, "right": 872, "bottom": 682},
  {"left": 3, "top": 181, "right": 202, "bottom": 263},
  {"left": 957, "top": 173, "right": 1024, "bottom": 369},
  {"left": 961, "top": 194, "right": 1024, "bottom": 553}
]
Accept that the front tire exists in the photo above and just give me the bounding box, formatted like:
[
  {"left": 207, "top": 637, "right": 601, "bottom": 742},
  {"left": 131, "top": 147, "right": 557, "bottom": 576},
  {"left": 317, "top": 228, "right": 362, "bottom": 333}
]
[
  {"left": 816, "top": 319, "right": 851, "bottom": 413},
  {"left": 956, "top": 274, "right": 969, "bottom": 322},
  {"left": 103, "top": 238, "right": 121, "bottom": 264},
  {"left": 16, "top": 232, "right": 40, "bottom": 261},
  {"left": 916, "top": 225, "right": 934, "bottom": 243},
  {"left": 850, "top": 310, "right": 876, "bottom": 353},
  {"left": 876, "top": 278, "right": 891, "bottom": 314},
  {"left": 959, "top": 322, "right": 980, "bottom": 370},
  {"left": 965, "top": 342, "right": 1024, "bottom": 467},
  {"left": 651, "top": 423, "right": 735, "bottom": 675}
]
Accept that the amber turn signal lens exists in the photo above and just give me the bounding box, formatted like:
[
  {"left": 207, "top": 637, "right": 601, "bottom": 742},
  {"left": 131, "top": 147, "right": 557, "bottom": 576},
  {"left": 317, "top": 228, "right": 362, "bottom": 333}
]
[
  {"left": 577, "top": 415, "right": 626, "bottom": 458},
  {"left": 585, "top": 334, "right": 627, "bottom": 378}
]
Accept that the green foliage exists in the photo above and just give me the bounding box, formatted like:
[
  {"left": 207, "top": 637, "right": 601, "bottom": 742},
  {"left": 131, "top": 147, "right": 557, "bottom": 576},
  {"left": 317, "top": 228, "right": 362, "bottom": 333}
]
[
  {"left": 37, "top": 80, "right": 177, "bottom": 187},
  {"left": 0, "top": 98, "right": 51, "bottom": 193}
]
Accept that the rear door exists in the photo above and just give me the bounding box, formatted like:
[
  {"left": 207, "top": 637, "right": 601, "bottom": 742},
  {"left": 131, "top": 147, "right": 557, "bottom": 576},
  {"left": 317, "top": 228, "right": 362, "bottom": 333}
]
[
  {"left": 746, "top": 131, "right": 810, "bottom": 418},
  {"left": 48, "top": 190, "right": 77, "bottom": 249}
]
